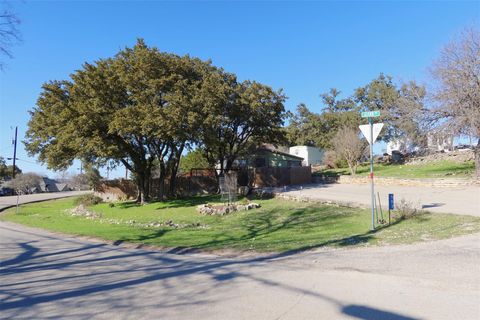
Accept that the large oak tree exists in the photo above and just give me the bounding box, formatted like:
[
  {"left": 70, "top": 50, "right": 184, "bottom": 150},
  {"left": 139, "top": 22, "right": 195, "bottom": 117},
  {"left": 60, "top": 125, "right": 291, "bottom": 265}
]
[
  {"left": 26, "top": 39, "right": 288, "bottom": 201},
  {"left": 25, "top": 40, "right": 213, "bottom": 202}
]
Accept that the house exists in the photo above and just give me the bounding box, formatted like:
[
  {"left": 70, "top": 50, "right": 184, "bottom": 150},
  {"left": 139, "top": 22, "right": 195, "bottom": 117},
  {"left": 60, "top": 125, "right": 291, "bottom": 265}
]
[
  {"left": 218, "top": 145, "right": 304, "bottom": 170},
  {"left": 249, "top": 145, "right": 304, "bottom": 168},
  {"left": 289, "top": 146, "right": 324, "bottom": 166},
  {"left": 38, "top": 177, "right": 71, "bottom": 193},
  {"left": 386, "top": 138, "right": 419, "bottom": 155}
]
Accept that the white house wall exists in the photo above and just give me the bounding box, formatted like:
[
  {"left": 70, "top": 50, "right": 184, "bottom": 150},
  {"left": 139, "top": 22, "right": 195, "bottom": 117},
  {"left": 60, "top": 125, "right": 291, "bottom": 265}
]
[{"left": 289, "top": 146, "right": 324, "bottom": 166}]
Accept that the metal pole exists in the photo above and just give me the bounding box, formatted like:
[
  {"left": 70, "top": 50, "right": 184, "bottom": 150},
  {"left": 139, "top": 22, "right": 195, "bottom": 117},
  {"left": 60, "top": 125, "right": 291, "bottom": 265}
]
[
  {"left": 12, "top": 126, "right": 17, "bottom": 179},
  {"left": 369, "top": 118, "right": 375, "bottom": 231}
]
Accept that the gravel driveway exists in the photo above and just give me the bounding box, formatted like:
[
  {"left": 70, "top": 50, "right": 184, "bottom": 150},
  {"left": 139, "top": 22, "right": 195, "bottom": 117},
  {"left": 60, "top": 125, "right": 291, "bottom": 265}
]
[{"left": 275, "top": 183, "right": 480, "bottom": 217}]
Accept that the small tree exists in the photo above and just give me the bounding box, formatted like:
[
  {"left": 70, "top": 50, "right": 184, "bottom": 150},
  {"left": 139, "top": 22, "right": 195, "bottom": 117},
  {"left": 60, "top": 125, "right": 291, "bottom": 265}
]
[
  {"left": 6, "top": 173, "right": 42, "bottom": 194},
  {"left": 71, "top": 174, "right": 90, "bottom": 190},
  {"left": 83, "top": 164, "right": 102, "bottom": 190},
  {"left": 179, "top": 149, "right": 210, "bottom": 174},
  {"left": 332, "top": 127, "right": 367, "bottom": 175}
]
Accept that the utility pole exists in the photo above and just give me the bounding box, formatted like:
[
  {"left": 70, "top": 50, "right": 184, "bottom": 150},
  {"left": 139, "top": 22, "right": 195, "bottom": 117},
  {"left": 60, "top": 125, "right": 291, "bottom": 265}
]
[{"left": 12, "top": 126, "right": 17, "bottom": 179}]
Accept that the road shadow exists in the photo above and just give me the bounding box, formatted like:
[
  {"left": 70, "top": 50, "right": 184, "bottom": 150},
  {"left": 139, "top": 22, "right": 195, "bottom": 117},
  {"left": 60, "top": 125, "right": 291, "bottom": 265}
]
[
  {"left": 0, "top": 224, "right": 419, "bottom": 319},
  {"left": 342, "top": 304, "right": 420, "bottom": 320},
  {"left": 421, "top": 203, "right": 445, "bottom": 209}
]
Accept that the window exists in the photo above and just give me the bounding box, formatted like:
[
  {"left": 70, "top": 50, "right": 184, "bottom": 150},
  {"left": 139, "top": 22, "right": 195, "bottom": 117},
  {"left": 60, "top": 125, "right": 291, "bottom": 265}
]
[{"left": 254, "top": 157, "right": 266, "bottom": 167}]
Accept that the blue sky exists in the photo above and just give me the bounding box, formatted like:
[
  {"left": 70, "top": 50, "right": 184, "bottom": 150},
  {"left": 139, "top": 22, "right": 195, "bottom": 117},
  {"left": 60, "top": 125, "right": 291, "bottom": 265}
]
[{"left": 0, "top": 1, "right": 478, "bottom": 178}]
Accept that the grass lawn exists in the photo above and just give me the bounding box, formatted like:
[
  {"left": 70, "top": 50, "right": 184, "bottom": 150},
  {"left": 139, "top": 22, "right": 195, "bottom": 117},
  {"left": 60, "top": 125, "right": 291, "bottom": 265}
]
[
  {"left": 1, "top": 196, "right": 479, "bottom": 253},
  {"left": 316, "top": 160, "right": 475, "bottom": 179}
]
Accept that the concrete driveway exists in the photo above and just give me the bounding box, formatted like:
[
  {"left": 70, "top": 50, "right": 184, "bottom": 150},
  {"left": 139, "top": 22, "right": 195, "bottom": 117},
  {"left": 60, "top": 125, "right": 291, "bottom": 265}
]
[
  {"left": 277, "top": 183, "right": 480, "bottom": 217},
  {"left": 0, "top": 191, "right": 92, "bottom": 212},
  {"left": 1, "top": 221, "right": 479, "bottom": 320}
]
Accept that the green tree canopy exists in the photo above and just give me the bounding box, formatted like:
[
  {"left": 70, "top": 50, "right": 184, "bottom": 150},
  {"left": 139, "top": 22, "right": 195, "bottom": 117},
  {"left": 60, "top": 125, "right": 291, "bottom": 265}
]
[
  {"left": 25, "top": 39, "right": 217, "bottom": 202},
  {"left": 354, "top": 74, "right": 428, "bottom": 144},
  {"left": 198, "top": 79, "right": 287, "bottom": 173},
  {"left": 0, "top": 156, "right": 21, "bottom": 180},
  {"left": 286, "top": 74, "right": 428, "bottom": 150},
  {"left": 179, "top": 149, "right": 210, "bottom": 174},
  {"left": 25, "top": 39, "right": 288, "bottom": 200}
]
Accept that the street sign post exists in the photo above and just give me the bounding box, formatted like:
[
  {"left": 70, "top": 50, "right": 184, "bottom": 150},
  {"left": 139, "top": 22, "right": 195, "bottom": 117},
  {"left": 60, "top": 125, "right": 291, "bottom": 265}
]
[
  {"left": 361, "top": 110, "right": 380, "bottom": 118},
  {"left": 359, "top": 110, "right": 383, "bottom": 230}
]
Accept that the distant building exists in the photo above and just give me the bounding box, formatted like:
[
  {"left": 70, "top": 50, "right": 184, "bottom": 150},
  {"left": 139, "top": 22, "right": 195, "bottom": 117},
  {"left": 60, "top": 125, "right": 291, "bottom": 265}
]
[
  {"left": 386, "top": 138, "right": 418, "bottom": 155},
  {"left": 289, "top": 146, "right": 324, "bottom": 166},
  {"left": 38, "top": 177, "right": 71, "bottom": 193}
]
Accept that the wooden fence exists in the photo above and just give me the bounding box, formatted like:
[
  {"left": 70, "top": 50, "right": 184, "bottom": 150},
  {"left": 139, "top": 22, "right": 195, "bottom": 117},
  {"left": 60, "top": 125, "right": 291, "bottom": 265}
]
[
  {"left": 97, "top": 166, "right": 312, "bottom": 200},
  {"left": 252, "top": 166, "right": 312, "bottom": 187}
]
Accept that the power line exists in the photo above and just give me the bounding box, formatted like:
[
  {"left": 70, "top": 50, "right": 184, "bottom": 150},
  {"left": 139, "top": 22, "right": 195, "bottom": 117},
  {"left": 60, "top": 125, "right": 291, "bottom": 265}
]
[{"left": 16, "top": 158, "right": 38, "bottom": 165}]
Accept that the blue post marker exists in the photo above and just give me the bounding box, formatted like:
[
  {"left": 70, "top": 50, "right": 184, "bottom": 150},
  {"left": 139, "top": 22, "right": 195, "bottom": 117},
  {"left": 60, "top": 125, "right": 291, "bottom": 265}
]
[{"left": 388, "top": 193, "right": 394, "bottom": 225}]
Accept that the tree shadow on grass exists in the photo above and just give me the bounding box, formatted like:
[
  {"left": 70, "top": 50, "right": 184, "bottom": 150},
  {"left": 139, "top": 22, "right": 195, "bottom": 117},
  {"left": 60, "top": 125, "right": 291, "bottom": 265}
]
[
  {"left": 89, "top": 200, "right": 410, "bottom": 255},
  {"left": 115, "top": 195, "right": 222, "bottom": 210},
  {"left": 150, "top": 205, "right": 406, "bottom": 254}
]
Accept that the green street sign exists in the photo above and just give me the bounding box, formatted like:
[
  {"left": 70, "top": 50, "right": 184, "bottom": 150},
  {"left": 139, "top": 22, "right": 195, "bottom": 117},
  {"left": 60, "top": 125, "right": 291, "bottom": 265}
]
[{"left": 361, "top": 110, "right": 380, "bottom": 118}]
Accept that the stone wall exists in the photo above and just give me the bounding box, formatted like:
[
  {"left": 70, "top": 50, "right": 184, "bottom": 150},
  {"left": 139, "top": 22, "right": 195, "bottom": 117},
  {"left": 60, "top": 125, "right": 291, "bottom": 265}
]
[
  {"left": 406, "top": 150, "right": 474, "bottom": 165},
  {"left": 313, "top": 175, "right": 479, "bottom": 188}
]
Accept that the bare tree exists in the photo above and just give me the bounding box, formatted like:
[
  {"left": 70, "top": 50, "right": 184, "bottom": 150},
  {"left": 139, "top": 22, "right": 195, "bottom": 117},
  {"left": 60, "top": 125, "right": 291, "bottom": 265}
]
[
  {"left": 71, "top": 174, "right": 90, "bottom": 190},
  {"left": 430, "top": 26, "right": 480, "bottom": 178},
  {"left": 6, "top": 173, "right": 42, "bottom": 194},
  {"left": 0, "top": 7, "right": 21, "bottom": 69},
  {"left": 333, "top": 127, "right": 367, "bottom": 175}
]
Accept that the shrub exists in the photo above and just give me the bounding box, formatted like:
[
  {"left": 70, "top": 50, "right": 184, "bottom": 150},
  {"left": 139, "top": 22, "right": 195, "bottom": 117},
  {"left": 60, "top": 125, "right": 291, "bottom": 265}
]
[
  {"left": 238, "top": 198, "right": 250, "bottom": 205},
  {"left": 323, "top": 150, "right": 338, "bottom": 169},
  {"left": 395, "top": 198, "right": 420, "bottom": 219},
  {"left": 74, "top": 194, "right": 103, "bottom": 206}
]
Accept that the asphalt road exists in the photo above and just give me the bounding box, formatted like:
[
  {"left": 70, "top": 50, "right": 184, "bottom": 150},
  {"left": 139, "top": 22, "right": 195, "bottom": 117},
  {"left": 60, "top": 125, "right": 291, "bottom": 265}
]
[
  {"left": 1, "top": 221, "right": 479, "bottom": 320},
  {"left": 278, "top": 183, "right": 480, "bottom": 217},
  {"left": 0, "top": 191, "right": 92, "bottom": 212}
]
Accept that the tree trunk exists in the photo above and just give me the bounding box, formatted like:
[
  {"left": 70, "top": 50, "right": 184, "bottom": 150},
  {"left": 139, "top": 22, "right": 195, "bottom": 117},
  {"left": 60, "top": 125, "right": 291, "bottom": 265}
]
[
  {"left": 157, "top": 161, "right": 166, "bottom": 201},
  {"left": 136, "top": 173, "right": 146, "bottom": 204},
  {"left": 225, "top": 158, "right": 234, "bottom": 173},
  {"left": 168, "top": 144, "right": 184, "bottom": 198},
  {"left": 347, "top": 159, "right": 356, "bottom": 175},
  {"left": 475, "top": 138, "right": 480, "bottom": 180},
  {"left": 144, "top": 168, "right": 151, "bottom": 203},
  {"left": 135, "top": 168, "right": 151, "bottom": 204}
]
